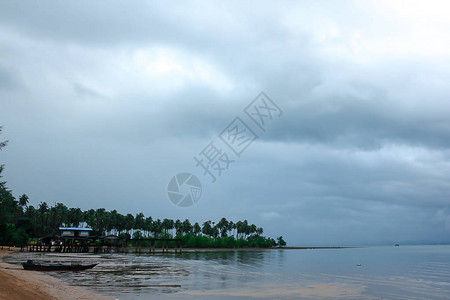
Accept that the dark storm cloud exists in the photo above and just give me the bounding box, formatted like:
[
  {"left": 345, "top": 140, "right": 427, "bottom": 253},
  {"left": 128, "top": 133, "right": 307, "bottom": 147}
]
[
  {"left": 0, "top": 1, "right": 170, "bottom": 44},
  {"left": 0, "top": 0, "right": 288, "bottom": 52},
  {"left": 1, "top": 0, "right": 449, "bottom": 245},
  {"left": 267, "top": 93, "right": 450, "bottom": 150}
]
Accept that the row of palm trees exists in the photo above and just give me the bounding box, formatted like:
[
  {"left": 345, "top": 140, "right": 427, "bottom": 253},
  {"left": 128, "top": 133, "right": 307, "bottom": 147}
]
[{"left": 24, "top": 201, "right": 265, "bottom": 240}]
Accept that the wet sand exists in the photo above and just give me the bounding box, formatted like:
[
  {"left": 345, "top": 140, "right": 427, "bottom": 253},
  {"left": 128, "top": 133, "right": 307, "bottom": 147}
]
[{"left": 0, "top": 249, "right": 109, "bottom": 300}]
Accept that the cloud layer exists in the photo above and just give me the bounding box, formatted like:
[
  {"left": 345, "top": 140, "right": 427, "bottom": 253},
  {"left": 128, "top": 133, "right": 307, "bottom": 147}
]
[{"left": 1, "top": 0, "right": 449, "bottom": 245}]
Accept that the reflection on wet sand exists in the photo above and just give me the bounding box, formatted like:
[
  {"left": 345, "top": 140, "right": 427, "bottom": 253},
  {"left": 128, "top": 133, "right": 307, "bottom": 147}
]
[{"left": 183, "top": 282, "right": 367, "bottom": 299}]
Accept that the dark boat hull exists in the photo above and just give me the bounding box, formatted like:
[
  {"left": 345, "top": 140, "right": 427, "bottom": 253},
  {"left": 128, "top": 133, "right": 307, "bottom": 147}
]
[{"left": 22, "top": 263, "right": 97, "bottom": 271}]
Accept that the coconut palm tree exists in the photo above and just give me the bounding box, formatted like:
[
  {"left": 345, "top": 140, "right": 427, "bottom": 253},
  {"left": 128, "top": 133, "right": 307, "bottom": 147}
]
[
  {"left": 193, "top": 222, "right": 201, "bottom": 235},
  {"left": 153, "top": 219, "right": 162, "bottom": 238},
  {"left": 182, "top": 219, "right": 192, "bottom": 234},
  {"left": 124, "top": 213, "right": 135, "bottom": 235},
  {"left": 38, "top": 202, "right": 49, "bottom": 234},
  {"left": 174, "top": 219, "right": 182, "bottom": 236},
  {"left": 217, "top": 217, "right": 229, "bottom": 237},
  {"left": 18, "top": 194, "right": 29, "bottom": 210},
  {"left": 144, "top": 216, "right": 153, "bottom": 237},
  {"left": 162, "top": 218, "right": 173, "bottom": 235},
  {"left": 202, "top": 220, "right": 213, "bottom": 237},
  {"left": 135, "top": 213, "right": 145, "bottom": 232}
]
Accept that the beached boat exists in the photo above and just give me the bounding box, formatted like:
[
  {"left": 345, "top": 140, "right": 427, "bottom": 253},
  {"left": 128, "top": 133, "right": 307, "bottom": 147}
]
[{"left": 22, "top": 259, "right": 97, "bottom": 271}]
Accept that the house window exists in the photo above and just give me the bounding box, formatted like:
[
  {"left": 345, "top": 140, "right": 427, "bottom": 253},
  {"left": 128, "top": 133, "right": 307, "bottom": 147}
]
[{"left": 62, "top": 230, "right": 74, "bottom": 237}]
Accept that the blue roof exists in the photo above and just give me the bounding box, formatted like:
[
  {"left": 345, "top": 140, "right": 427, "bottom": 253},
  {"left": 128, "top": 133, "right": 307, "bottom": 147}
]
[{"left": 59, "top": 227, "right": 92, "bottom": 231}]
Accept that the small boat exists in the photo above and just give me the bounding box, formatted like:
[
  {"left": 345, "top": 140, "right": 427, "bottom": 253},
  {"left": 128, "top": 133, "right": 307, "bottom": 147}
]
[{"left": 22, "top": 259, "right": 97, "bottom": 271}]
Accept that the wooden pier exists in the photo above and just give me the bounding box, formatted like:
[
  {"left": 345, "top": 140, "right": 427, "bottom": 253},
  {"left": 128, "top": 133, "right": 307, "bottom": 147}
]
[
  {"left": 124, "top": 238, "right": 183, "bottom": 254},
  {"left": 22, "top": 238, "right": 183, "bottom": 254}
]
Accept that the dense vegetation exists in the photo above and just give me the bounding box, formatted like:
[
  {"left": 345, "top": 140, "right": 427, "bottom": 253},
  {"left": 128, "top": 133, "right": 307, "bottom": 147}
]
[{"left": 0, "top": 127, "right": 287, "bottom": 248}]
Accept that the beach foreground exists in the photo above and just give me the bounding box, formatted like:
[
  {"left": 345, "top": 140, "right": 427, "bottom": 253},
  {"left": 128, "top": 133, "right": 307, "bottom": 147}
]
[
  {"left": 2, "top": 246, "right": 449, "bottom": 299},
  {"left": 0, "top": 249, "right": 108, "bottom": 300}
]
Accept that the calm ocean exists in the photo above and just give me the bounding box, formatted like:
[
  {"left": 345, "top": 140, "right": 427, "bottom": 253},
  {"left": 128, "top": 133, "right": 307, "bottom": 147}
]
[{"left": 7, "top": 245, "right": 450, "bottom": 299}]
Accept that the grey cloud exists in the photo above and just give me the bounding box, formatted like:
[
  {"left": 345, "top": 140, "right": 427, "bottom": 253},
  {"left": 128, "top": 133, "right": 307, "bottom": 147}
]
[
  {"left": 262, "top": 84, "right": 450, "bottom": 150},
  {"left": 0, "top": 65, "right": 20, "bottom": 90},
  {"left": 1, "top": 0, "right": 449, "bottom": 246}
]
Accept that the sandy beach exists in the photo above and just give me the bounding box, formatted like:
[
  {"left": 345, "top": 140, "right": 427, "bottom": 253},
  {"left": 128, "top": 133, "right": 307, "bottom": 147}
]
[{"left": 0, "top": 248, "right": 109, "bottom": 300}]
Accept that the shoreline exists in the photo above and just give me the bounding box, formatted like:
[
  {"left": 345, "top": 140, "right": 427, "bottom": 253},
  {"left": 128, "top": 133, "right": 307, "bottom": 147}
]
[{"left": 0, "top": 249, "right": 110, "bottom": 300}]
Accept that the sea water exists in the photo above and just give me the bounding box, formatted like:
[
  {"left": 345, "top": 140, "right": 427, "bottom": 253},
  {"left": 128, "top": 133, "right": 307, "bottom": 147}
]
[{"left": 6, "top": 245, "right": 450, "bottom": 299}]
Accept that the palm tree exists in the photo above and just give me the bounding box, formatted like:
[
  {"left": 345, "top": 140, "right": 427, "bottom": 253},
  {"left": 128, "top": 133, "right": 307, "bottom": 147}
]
[
  {"left": 248, "top": 224, "right": 257, "bottom": 237},
  {"left": 83, "top": 209, "right": 95, "bottom": 227},
  {"left": 202, "top": 220, "right": 213, "bottom": 237},
  {"left": 228, "top": 221, "right": 235, "bottom": 237},
  {"left": 18, "top": 194, "right": 29, "bottom": 210},
  {"left": 106, "top": 210, "right": 118, "bottom": 234},
  {"left": 125, "top": 213, "right": 135, "bottom": 235},
  {"left": 25, "top": 205, "right": 37, "bottom": 223},
  {"left": 116, "top": 213, "right": 126, "bottom": 235},
  {"left": 38, "top": 202, "right": 49, "bottom": 236},
  {"left": 193, "top": 222, "right": 201, "bottom": 235},
  {"left": 241, "top": 220, "right": 249, "bottom": 239},
  {"left": 162, "top": 218, "right": 173, "bottom": 235},
  {"left": 168, "top": 219, "right": 174, "bottom": 236},
  {"left": 144, "top": 216, "right": 153, "bottom": 237},
  {"left": 153, "top": 219, "right": 162, "bottom": 237},
  {"left": 217, "top": 217, "right": 229, "bottom": 237},
  {"left": 211, "top": 225, "right": 219, "bottom": 238},
  {"left": 49, "top": 203, "right": 69, "bottom": 234},
  {"left": 277, "top": 236, "right": 286, "bottom": 247},
  {"left": 235, "top": 221, "right": 242, "bottom": 239},
  {"left": 182, "top": 219, "right": 192, "bottom": 235},
  {"left": 256, "top": 227, "right": 263, "bottom": 236},
  {"left": 174, "top": 219, "right": 182, "bottom": 236},
  {"left": 135, "top": 213, "right": 145, "bottom": 232},
  {"left": 68, "top": 207, "right": 83, "bottom": 227},
  {"left": 92, "top": 208, "right": 108, "bottom": 236}
]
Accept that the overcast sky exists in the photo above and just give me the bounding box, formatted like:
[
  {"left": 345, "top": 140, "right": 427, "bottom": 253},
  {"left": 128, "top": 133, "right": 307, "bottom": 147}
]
[{"left": 1, "top": 0, "right": 449, "bottom": 246}]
